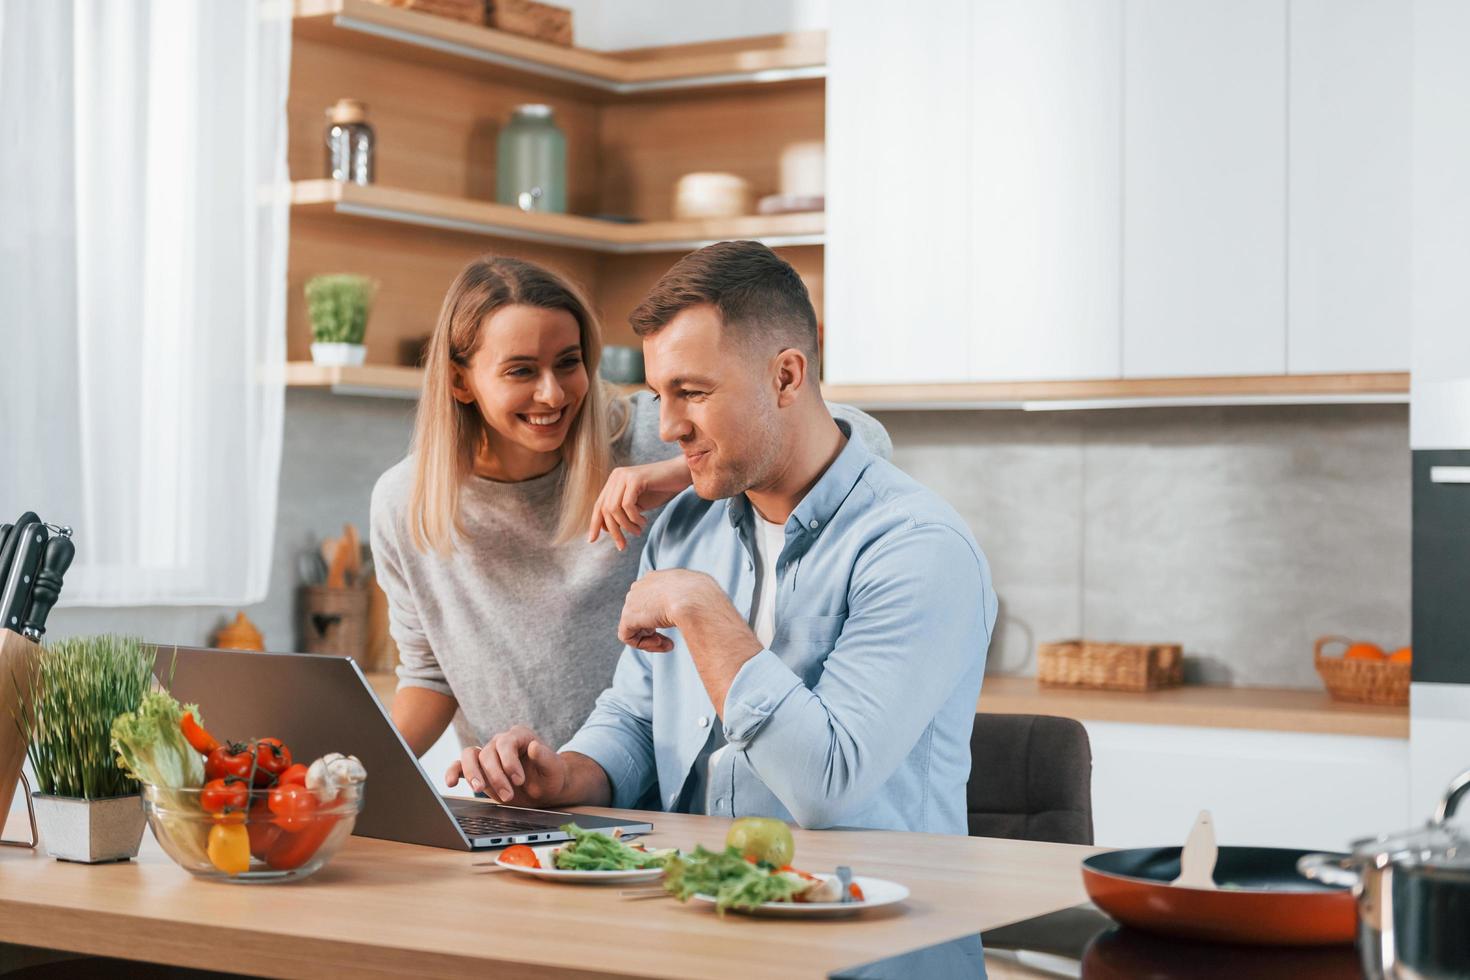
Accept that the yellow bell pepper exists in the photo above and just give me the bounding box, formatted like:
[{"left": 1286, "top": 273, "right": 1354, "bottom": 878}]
[{"left": 207, "top": 822, "right": 251, "bottom": 875}]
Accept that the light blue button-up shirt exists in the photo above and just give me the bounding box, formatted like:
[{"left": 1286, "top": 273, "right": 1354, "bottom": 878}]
[{"left": 561, "top": 430, "right": 997, "bottom": 833}]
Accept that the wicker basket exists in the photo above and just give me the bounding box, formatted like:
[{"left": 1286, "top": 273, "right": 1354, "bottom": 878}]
[
  {"left": 366, "top": 0, "right": 485, "bottom": 25},
  {"left": 1314, "top": 635, "right": 1409, "bottom": 706},
  {"left": 1037, "top": 639, "right": 1184, "bottom": 692},
  {"left": 488, "top": 0, "right": 573, "bottom": 45},
  {"left": 300, "top": 586, "right": 369, "bottom": 660}
]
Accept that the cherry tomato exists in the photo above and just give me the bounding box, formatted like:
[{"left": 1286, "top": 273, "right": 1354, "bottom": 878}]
[
  {"left": 205, "top": 743, "right": 254, "bottom": 782},
  {"left": 498, "top": 845, "right": 540, "bottom": 869},
  {"left": 180, "top": 712, "right": 219, "bottom": 755},
  {"left": 245, "top": 797, "right": 282, "bottom": 859},
  {"left": 276, "top": 763, "right": 309, "bottom": 787},
  {"left": 252, "top": 738, "right": 292, "bottom": 786},
  {"left": 267, "top": 783, "right": 319, "bottom": 833},
  {"left": 200, "top": 777, "right": 250, "bottom": 815}
]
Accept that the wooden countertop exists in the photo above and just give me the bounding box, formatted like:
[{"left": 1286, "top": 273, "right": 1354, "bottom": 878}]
[
  {"left": 0, "top": 807, "right": 1097, "bottom": 979},
  {"left": 977, "top": 675, "right": 1408, "bottom": 739},
  {"left": 367, "top": 672, "right": 1409, "bottom": 739}
]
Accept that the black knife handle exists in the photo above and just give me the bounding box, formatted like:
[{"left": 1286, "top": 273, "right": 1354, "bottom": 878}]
[
  {"left": 0, "top": 512, "right": 40, "bottom": 599},
  {"left": 21, "top": 534, "right": 74, "bottom": 639},
  {"left": 0, "top": 522, "right": 46, "bottom": 634}
]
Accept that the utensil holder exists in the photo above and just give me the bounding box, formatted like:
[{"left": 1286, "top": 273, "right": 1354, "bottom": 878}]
[
  {"left": 0, "top": 628, "right": 39, "bottom": 848},
  {"left": 299, "top": 586, "right": 368, "bottom": 659}
]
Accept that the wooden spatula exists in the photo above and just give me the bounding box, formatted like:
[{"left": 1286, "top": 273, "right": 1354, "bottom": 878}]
[
  {"left": 341, "top": 523, "right": 361, "bottom": 585},
  {"left": 1172, "top": 810, "right": 1218, "bottom": 889}
]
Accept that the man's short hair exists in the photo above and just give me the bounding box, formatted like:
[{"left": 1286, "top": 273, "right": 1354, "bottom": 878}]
[{"left": 628, "top": 240, "right": 819, "bottom": 360}]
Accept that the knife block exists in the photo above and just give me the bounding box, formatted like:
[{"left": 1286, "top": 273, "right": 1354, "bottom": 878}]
[{"left": 0, "top": 628, "right": 40, "bottom": 845}]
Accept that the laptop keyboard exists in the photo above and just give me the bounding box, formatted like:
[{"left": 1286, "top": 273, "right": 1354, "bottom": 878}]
[{"left": 455, "top": 813, "right": 562, "bottom": 836}]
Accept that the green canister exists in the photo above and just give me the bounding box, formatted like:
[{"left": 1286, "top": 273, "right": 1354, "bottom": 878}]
[{"left": 497, "top": 104, "right": 566, "bottom": 213}]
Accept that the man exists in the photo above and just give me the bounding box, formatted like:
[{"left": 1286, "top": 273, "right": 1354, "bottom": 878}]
[{"left": 453, "top": 241, "right": 997, "bottom": 832}]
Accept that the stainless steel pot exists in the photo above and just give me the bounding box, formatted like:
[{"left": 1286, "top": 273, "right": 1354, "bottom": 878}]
[{"left": 1300, "top": 769, "right": 1470, "bottom": 980}]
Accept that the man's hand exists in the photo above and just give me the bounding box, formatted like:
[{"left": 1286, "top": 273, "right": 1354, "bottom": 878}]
[
  {"left": 618, "top": 570, "right": 764, "bottom": 714},
  {"left": 446, "top": 725, "right": 569, "bottom": 805},
  {"left": 618, "top": 568, "right": 711, "bottom": 652},
  {"left": 587, "top": 458, "right": 692, "bottom": 551}
]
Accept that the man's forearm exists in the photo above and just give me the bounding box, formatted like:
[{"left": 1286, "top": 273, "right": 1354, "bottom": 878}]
[
  {"left": 674, "top": 582, "right": 764, "bottom": 716},
  {"left": 555, "top": 751, "right": 613, "bottom": 807}
]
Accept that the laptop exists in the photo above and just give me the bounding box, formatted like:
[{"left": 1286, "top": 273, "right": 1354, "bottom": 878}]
[{"left": 155, "top": 646, "right": 652, "bottom": 850}]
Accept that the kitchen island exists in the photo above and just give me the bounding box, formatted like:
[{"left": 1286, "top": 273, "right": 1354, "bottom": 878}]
[{"left": 1, "top": 806, "right": 1097, "bottom": 979}]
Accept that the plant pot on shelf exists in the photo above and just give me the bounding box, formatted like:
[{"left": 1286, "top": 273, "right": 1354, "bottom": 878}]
[
  {"left": 310, "top": 342, "right": 367, "bottom": 367},
  {"left": 305, "top": 274, "right": 376, "bottom": 368},
  {"left": 31, "top": 793, "right": 147, "bottom": 863}
]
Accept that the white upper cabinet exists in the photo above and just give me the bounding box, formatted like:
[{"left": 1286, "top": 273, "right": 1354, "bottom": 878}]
[
  {"left": 968, "top": 0, "right": 1122, "bottom": 382},
  {"left": 1410, "top": 0, "right": 1470, "bottom": 448},
  {"left": 1288, "top": 0, "right": 1411, "bottom": 375},
  {"left": 824, "top": 0, "right": 973, "bottom": 385},
  {"left": 826, "top": 0, "right": 1412, "bottom": 388},
  {"left": 1122, "top": 0, "right": 1287, "bottom": 379}
]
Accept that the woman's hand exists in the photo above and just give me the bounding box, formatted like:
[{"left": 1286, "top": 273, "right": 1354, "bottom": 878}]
[
  {"left": 447, "top": 726, "right": 570, "bottom": 805},
  {"left": 587, "top": 457, "right": 692, "bottom": 550}
]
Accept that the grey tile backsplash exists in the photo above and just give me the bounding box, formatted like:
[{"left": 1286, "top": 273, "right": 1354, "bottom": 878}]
[
  {"left": 880, "top": 404, "right": 1410, "bottom": 689},
  {"left": 52, "top": 395, "right": 1410, "bottom": 691}
]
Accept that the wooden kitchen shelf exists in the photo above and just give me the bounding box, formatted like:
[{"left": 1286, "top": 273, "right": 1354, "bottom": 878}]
[
  {"left": 284, "top": 362, "right": 424, "bottom": 396},
  {"left": 820, "top": 372, "right": 1411, "bottom": 410},
  {"left": 292, "top": 180, "right": 825, "bottom": 254},
  {"left": 287, "top": 361, "right": 1410, "bottom": 409},
  {"left": 286, "top": 362, "right": 646, "bottom": 399},
  {"left": 293, "top": 0, "right": 826, "bottom": 95},
  {"left": 978, "top": 675, "right": 1408, "bottom": 739}
]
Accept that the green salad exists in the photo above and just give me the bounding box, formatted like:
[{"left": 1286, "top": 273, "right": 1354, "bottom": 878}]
[
  {"left": 663, "top": 845, "right": 807, "bottom": 914},
  {"left": 553, "top": 823, "right": 673, "bottom": 871}
]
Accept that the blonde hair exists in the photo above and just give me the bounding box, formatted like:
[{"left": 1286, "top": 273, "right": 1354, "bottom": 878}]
[{"left": 408, "top": 255, "right": 622, "bottom": 553}]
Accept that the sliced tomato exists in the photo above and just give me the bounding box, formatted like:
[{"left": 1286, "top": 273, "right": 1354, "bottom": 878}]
[{"left": 498, "top": 844, "right": 540, "bottom": 869}]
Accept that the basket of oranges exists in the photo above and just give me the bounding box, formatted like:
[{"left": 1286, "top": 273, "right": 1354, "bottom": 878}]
[{"left": 1314, "top": 636, "right": 1411, "bottom": 706}]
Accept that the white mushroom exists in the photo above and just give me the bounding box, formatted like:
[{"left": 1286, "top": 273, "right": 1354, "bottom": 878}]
[{"left": 305, "top": 752, "right": 366, "bottom": 803}]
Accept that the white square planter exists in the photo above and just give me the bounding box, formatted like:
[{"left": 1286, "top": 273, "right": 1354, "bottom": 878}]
[
  {"left": 310, "top": 342, "right": 367, "bottom": 366},
  {"left": 32, "top": 793, "right": 147, "bottom": 863}
]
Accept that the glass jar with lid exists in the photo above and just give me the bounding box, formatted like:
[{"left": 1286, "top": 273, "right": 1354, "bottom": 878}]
[{"left": 496, "top": 104, "right": 566, "bottom": 213}]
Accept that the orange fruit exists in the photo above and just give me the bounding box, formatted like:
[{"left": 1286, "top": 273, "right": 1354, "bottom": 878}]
[
  {"left": 1389, "top": 646, "right": 1412, "bottom": 664},
  {"left": 1344, "top": 642, "right": 1386, "bottom": 661}
]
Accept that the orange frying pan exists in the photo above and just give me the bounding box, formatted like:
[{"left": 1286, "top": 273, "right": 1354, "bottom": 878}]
[{"left": 1082, "top": 846, "right": 1356, "bottom": 946}]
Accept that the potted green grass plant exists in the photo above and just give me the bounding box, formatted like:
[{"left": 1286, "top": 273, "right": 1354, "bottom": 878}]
[
  {"left": 306, "top": 274, "right": 377, "bottom": 366},
  {"left": 17, "top": 635, "right": 155, "bottom": 862}
]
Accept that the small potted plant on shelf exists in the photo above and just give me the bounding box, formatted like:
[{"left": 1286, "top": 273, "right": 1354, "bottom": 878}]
[
  {"left": 306, "top": 274, "right": 376, "bottom": 367},
  {"left": 18, "top": 635, "right": 155, "bottom": 863}
]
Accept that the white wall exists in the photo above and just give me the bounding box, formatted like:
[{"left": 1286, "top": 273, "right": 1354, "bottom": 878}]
[{"left": 565, "top": 0, "right": 828, "bottom": 51}]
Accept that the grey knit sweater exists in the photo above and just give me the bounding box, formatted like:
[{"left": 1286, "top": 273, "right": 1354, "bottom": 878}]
[{"left": 370, "top": 393, "right": 891, "bottom": 752}]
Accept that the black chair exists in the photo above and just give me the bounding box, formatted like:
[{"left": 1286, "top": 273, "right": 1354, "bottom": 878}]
[{"left": 966, "top": 713, "right": 1094, "bottom": 845}]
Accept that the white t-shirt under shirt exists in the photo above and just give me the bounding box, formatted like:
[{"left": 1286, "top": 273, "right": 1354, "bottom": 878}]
[{"left": 750, "top": 513, "right": 786, "bottom": 648}]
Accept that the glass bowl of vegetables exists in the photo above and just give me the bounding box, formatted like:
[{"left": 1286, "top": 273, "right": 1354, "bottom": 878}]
[{"left": 141, "top": 779, "right": 364, "bottom": 883}]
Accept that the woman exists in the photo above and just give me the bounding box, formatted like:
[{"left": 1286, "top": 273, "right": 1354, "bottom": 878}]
[{"left": 370, "top": 255, "right": 889, "bottom": 769}]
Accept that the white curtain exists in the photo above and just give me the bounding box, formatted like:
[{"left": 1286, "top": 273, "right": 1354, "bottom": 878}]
[{"left": 0, "top": 0, "right": 291, "bottom": 605}]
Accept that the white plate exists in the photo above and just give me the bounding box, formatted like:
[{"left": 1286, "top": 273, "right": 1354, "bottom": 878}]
[
  {"left": 493, "top": 844, "right": 665, "bottom": 884},
  {"left": 691, "top": 874, "right": 909, "bottom": 917}
]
